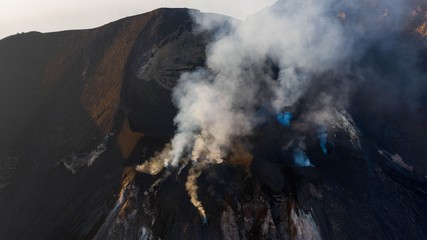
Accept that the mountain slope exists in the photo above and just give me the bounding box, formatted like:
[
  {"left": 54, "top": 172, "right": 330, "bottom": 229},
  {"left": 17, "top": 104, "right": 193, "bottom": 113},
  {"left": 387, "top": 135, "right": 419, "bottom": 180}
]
[
  {"left": 0, "top": 4, "right": 426, "bottom": 240},
  {"left": 0, "top": 8, "right": 206, "bottom": 239}
]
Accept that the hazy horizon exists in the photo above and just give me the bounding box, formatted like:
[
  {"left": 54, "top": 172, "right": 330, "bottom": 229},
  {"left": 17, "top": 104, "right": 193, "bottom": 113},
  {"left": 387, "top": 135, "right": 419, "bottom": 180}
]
[{"left": 0, "top": 0, "right": 276, "bottom": 39}]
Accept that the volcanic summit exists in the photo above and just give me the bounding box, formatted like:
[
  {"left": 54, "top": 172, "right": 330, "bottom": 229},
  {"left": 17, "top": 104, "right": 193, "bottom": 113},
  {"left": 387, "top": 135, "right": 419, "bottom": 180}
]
[{"left": 0, "top": 1, "right": 427, "bottom": 239}]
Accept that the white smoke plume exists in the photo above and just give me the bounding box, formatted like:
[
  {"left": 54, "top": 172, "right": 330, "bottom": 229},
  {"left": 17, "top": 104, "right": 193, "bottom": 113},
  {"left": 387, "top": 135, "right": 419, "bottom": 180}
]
[
  {"left": 135, "top": 144, "right": 171, "bottom": 175},
  {"left": 162, "top": 0, "right": 349, "bottom": 218},
  {"left": 137, "top": 0, "right": 416, "bottom": 224},
  {"left": 165, "top": 0, "right": 348, "bottom": 167}
]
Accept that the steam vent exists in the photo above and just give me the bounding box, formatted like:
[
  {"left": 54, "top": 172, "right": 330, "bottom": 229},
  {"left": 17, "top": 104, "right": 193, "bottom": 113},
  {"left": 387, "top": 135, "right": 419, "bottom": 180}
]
[{"left": 1, "top": 1, "right": 427, "bottom": 239}]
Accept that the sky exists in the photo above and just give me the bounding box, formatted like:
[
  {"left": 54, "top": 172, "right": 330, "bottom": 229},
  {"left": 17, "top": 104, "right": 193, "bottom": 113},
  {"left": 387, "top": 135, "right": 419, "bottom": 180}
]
[{"left": 0, "top": 0, "right": 277, "bottom": 39}]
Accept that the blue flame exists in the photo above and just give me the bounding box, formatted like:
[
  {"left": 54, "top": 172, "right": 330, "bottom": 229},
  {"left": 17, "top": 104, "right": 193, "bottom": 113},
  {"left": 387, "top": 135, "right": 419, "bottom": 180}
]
[
  {"left": 293, "top": 149, "right": 313, "bottom": 167},
  {"left": 317, "top": 127, "right": 328, "bottom": 154},
  {"left": 276, "top": 112, "right": 293, "bottom": 126},
  {"left": 202, "top": 216, "right": 208, "bottom": 225}
]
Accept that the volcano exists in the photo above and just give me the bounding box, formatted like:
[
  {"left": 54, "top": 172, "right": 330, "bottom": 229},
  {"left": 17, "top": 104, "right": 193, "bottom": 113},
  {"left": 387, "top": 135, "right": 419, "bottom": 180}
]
[{"left": 1, "top": 1, "right": 427, "bottom": 240}]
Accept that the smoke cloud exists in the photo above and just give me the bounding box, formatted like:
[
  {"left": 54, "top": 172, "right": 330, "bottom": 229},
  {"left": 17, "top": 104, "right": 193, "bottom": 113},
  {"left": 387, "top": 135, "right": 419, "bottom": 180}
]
[
  {"left": 139, "top": 0, "right": 419, "bottom": 170},
  {"left": 166, "top": 0, "right": 348, "bottom": 167},
  {"left": 137, "top": 0, "right": 425, "bottom": 222},
  {"left": 156, "top": 0, "right": 349, "bottom": 219},
  {"left": 185, "top": 165, "right": 208, "bottom": 224}
]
